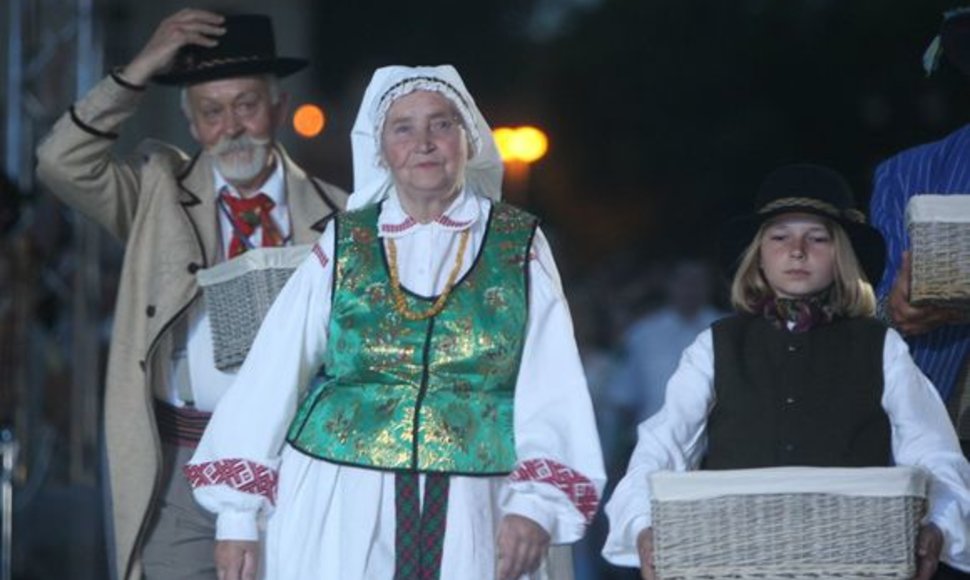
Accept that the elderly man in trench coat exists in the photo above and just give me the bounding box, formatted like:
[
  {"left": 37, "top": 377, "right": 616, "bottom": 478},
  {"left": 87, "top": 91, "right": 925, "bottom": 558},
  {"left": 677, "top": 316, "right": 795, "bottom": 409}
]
[{"left": 35, "top": 9, "right": 346, "bottom": 579}]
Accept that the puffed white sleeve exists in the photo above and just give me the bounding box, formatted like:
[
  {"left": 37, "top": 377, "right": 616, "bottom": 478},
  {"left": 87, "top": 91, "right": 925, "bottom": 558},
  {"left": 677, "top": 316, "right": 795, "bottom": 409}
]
[
  {"left": 601, "top": 329, "right": 716, "bottom": 567},
  {"left": 881, "top": 328, "right": 970, "bottom": 572},
  {"left": 185, "top": 223, "right": 336, "bottom": 542},
  {"left": 499, "top": 228, "right": 606, "bottom": 544}
]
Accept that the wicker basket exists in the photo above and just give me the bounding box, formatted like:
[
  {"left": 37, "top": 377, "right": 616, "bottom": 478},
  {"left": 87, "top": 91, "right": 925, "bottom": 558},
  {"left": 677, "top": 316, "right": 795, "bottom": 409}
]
[
  {"left": 196, "top": 245, "right": 311, "bottom": 370},
  {"left": 906, "top": 194, "right": 970, "bottom": 307},
  {"left": 649, "top": 467, "right": 927, "bottom": 579}
]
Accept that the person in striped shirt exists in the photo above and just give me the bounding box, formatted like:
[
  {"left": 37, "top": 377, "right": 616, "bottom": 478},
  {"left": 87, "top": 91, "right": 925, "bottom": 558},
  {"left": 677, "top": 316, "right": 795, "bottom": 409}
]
[{"left": 871, "top": 7, "right": 970, "bottom": 463}]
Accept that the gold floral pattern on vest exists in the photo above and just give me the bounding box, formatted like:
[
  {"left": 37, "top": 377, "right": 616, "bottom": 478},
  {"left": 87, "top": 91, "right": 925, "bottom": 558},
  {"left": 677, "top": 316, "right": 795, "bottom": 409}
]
[{"left": 287, "top": 202, "right": 538, "bottom": 474}]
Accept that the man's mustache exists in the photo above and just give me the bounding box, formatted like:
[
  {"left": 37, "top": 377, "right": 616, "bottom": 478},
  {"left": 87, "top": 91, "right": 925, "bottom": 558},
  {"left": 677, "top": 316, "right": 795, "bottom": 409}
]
[{"left": 211, "top": 135, "right": 271, "bottom": 156}]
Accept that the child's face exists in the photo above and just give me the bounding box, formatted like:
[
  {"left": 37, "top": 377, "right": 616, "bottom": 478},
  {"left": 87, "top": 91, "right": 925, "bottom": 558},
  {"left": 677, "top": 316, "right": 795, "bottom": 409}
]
[{"left": 759, "top": 213, "right": 835, "bottom": 299}]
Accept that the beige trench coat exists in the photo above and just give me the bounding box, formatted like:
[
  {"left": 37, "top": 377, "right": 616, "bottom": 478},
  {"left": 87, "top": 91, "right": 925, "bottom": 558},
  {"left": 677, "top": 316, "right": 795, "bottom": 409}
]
[{"left": 35, "top": 74, "right": 347, "bottom": 580}]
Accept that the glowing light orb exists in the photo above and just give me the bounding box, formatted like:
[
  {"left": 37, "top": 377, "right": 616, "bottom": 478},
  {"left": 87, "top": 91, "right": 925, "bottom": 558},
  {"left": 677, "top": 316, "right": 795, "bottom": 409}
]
[{"left": 293, "top": 104, "right": 326, "bottom": 138}]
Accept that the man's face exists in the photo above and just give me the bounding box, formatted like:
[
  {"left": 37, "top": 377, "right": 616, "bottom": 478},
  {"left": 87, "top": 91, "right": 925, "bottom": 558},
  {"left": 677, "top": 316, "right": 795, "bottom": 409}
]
[{"left": 185, "top": 76, "right": 284, "bottom": 185}]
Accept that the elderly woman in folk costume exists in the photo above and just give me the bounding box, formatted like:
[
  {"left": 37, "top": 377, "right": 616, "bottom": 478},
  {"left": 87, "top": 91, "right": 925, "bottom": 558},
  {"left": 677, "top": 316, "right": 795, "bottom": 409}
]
[{"left": 185, "top": 65, "right": 606, "bottom": 580}]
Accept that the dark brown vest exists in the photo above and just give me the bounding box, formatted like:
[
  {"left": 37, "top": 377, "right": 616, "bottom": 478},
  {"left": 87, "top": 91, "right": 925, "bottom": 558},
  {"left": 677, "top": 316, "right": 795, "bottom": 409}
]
[{"left": 703, "top": 315, "right": 891, "bottom": 469}]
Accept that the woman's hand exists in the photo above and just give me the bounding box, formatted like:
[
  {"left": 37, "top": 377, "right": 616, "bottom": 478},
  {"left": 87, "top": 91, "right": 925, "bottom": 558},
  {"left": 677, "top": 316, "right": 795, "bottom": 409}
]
[
  {"left": 496, "top": 514, "right": 550, "bottom": 580},
  {"left": 914, "top": 523, "right": 943, "bottom": 580},
  {"left": 215, "top": 540, "right": 259, "bottom": 580},
  {"left": 888, "top": 252, "right": 968, "bottom": 335},
  {"left": 122, "top": 9, "right": 225, "bottom": 85},
  {"left": 637, "top": 527, "right": 657, "bottom": 580}
]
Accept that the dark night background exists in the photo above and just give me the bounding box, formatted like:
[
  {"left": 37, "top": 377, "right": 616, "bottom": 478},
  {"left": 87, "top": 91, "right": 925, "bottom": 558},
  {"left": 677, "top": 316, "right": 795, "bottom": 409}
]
[
  {"left": 80, "top": 0, "right": 970, "bottom": 270},
  {"left": 307, "top": 0, "right": 970, "bottom": 268}
]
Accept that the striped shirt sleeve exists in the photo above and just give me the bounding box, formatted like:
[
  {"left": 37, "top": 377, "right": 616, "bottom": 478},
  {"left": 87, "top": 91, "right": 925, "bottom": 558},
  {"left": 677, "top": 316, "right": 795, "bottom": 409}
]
[{"left": 870, "top": 127, "right": 970, "bottom": 402}]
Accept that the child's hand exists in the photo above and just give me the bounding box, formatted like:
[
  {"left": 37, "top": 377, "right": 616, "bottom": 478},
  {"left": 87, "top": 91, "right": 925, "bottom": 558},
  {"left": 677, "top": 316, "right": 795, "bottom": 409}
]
[
  {"left": 636, "top": 527, "right": 656, "bottom": 580},
  {"left": 914, "top": 523, "right": 943, "bottom": 580}
]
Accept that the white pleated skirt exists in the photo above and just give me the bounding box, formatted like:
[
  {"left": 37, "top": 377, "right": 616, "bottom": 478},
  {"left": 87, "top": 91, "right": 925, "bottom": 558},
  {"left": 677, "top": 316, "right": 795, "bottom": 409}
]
[{"left": 263, "top": 445, "right": 572, "bottom": 580}]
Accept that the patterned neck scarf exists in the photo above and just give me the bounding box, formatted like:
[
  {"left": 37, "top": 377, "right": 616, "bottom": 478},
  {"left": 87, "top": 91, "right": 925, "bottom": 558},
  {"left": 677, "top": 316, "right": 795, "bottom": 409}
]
[
  {"left": 220, "top": 189, "right": 285, "bottom": 258},
  {"left": 758, "top": 290, "right": 835, "bottom": 333}
]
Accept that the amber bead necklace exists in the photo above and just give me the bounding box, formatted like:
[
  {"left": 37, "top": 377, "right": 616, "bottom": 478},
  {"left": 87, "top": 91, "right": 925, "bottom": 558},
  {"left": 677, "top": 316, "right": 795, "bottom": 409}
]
[{"left": 386, "top": 228, "right": 471, "bottom": 321}]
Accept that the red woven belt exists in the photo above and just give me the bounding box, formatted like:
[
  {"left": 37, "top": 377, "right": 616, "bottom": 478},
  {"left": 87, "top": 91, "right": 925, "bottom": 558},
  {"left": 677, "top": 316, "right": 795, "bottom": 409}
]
[{"left": 154, "top": 400, "right": 212, "bottom": 448}]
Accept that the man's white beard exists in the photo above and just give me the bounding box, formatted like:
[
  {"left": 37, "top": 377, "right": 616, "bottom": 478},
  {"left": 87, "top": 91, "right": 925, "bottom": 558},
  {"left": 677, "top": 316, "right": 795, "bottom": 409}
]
[{"left": 210, "top": 135, "right": 273, "bottom": 184}]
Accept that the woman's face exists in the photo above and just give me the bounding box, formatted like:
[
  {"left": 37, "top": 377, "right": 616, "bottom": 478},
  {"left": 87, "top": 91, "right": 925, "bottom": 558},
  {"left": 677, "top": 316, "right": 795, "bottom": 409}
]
[
  {"left": 380, "top": 90, "right": 469, "bottom": 206},
  {"left": 759, "top": 212, "right": 836, "bottom": 299}
]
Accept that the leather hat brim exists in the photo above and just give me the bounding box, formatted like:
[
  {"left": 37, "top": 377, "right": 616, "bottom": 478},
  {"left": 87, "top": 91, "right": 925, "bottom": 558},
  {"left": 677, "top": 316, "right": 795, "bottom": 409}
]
[{"left": 152, "top": 57, "right": 307, "bottom": 86}]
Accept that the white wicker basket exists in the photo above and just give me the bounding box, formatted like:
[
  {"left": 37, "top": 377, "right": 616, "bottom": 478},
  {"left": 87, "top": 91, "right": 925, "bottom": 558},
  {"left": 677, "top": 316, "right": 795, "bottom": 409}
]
[
  {"left": 906, "top": 194, "right": 970, "bottom": 307},
  {"left": 649, "top": 467, "right": 927, "bottom": 579},
  {"left": 196, "top": 245, "right": 311, "bottom": 370}
]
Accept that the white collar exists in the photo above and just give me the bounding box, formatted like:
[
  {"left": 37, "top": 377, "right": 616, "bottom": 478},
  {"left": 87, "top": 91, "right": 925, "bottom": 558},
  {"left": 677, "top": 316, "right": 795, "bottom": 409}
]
[
  {"left": 378, "top": 186, "right": 480, "bottom": 238},
  {"left": 213, "top": 154, "right": 285, "bottom": 205}
]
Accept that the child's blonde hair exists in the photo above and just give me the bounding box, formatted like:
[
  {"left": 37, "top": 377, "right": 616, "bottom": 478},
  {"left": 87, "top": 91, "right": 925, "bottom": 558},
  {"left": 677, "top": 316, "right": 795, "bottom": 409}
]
[{"left": 729, "top": 216, "right": 877, "bottom": 317}]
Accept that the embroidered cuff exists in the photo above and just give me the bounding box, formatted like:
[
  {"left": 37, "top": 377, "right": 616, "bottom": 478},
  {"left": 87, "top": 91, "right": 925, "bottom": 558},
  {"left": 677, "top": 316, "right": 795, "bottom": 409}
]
[
  {"left": 183, "top": 459, "right": 279, "bottom": 505},
  {"left": 510, "top": 458, "right": 600, "bottom": 524}
]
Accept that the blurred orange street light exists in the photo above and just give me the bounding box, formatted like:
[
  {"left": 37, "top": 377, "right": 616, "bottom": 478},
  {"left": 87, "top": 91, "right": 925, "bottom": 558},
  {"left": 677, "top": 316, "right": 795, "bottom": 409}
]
[
  {"left": 493, "top": 127, "right": 516, "bottom": 161},
  {"left": 293, "top": 104, "right": 326, "bottom": 138},
  {"left": 493, "top": 126, "right": 548, "bottom": 210},
  {"left": 493, "top": 126, "right": 548, "bottom": 164}
]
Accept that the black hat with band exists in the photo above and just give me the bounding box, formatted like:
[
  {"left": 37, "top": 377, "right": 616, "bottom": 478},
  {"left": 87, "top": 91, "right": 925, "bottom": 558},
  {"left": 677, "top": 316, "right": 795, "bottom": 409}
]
[
  {"left": 719, "top": 163, "right": 886, "bottom": 285},
  {"left": 153, "top": 14, "right": 307, "bottom": 86}
]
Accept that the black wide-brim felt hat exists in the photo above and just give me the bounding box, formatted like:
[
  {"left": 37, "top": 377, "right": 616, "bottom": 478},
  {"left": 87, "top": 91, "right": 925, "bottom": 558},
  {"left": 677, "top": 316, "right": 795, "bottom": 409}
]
[
  {"left": 719, "top": 163, "right": 887, "bottom": 285},
  {"left": 941, "top": 9, "right": 970, "bottom": 77},
  {"left": 153, "top": 14, "right": 307, "bottom": 86}
]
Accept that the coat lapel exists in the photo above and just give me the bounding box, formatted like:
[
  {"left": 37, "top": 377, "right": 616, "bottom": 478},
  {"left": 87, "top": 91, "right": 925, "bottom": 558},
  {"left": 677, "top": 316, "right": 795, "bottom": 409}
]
[
  {"left": 177, "top": 152, "right": 220, "bottom": 267},
  {"left": 278, "top": 146, "right": 340, "bottom": 244}
]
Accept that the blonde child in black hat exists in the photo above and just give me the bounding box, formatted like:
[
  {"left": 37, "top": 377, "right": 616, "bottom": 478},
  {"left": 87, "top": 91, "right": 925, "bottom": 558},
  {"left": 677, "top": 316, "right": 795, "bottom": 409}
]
[{"left": 601, "top": 164, "right": 970, "bottom": 579}]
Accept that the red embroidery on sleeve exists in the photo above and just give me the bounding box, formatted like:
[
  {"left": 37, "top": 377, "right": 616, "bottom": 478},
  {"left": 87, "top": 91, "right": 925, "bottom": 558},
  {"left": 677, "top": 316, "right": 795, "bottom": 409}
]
[
  {"left": 312, "top": 243, "right": 329, "bottom": 268},
  {"left": 509, "top": 458, "right": 599, "bottom": 523},
  {"left": 183, "top": 459, "right": 278, "bottom": 505}
]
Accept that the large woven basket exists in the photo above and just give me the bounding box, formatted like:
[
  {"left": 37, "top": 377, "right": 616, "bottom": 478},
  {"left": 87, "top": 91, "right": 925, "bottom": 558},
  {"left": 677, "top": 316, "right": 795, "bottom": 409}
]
[
  {"left": 650, "top": 467, "right": 927, "bottom": 579},
  {"left": 906, "top": 194, "right": 970, "bottom": 307},
  {"left": 196, "top": 245, "right": 311, "bottom": 370}
]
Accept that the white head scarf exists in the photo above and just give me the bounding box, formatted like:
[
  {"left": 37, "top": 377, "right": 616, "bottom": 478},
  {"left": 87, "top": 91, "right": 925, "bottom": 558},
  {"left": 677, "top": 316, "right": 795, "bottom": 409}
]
[{"left": 348, "top": 65, "right": 504, "bottom": 211}]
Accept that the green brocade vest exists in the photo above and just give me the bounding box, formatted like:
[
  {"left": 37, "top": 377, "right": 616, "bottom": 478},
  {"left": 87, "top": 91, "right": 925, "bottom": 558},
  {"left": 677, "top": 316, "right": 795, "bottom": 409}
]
[{"left": 286, "top": 202, "right": 538, "bottom": 475}]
